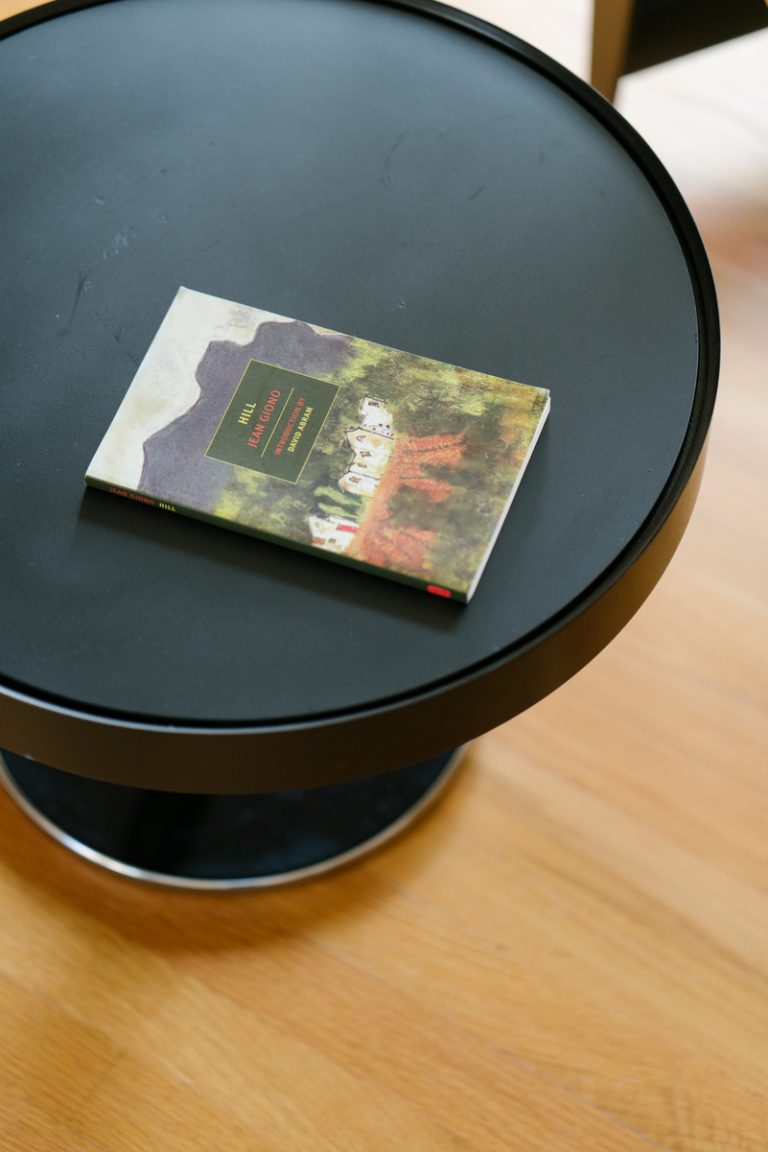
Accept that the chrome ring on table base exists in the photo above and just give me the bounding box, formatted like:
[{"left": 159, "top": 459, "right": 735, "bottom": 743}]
[{"left": 0, "top": 748, "right": 465, "bottom": 890}]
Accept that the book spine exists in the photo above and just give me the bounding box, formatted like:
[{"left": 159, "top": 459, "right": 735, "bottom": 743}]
[{"left": 84, "top": 476, "right": 466, "bottom": 603}]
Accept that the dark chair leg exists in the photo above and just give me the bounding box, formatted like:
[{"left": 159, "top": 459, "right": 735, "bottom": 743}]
[
  {"left": 591, "top": 0, "right": 768, "bottom": 101},
  {"left": 590, "top": 0, "right": 637, "bottom": 101}
]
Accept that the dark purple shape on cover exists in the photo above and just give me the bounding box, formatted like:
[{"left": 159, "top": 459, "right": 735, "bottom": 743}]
[{"left": 139, "top": 320, "right": 353, "bottom": 509}]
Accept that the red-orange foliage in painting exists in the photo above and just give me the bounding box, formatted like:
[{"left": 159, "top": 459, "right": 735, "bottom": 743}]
[
  {"left": 357, "top": 518, "right": 435, "bottom": 570},
  {"left": 348, "top": 433, "right": 466, "bottom": 573}
]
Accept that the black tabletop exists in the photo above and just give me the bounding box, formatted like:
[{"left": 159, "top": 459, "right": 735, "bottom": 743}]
[{"left": 0, "top": 0, "right": 717, "bottom": 791}]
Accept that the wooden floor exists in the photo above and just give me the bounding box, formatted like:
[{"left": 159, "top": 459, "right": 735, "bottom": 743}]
[{"left": 1, "top": 2, "right": 766, "bottom": 1149}]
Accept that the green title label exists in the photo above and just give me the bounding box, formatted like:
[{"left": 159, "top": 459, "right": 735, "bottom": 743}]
[{"left": 206, "top": 360, "right": 339, "bottom": 483}]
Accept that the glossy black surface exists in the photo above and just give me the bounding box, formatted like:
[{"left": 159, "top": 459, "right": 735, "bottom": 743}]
[
  {"left": 0, "top": 0, "right": 708, "bottom": 732},
  {"left": 1, "top": 748, "right": 456, "bottom": 882}
]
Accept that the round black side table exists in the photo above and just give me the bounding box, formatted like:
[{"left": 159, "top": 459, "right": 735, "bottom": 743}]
[{"left": 0, "top": 0, "right": 718, "bottom": 886}]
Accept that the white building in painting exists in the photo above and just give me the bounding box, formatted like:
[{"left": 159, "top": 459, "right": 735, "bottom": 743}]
[
  {"left": 338, "top": 471, "right": 380, "bottom": 497},
  {"left": 344, "top": 428, "right": 393, "bottom": 477},
  {"left": 334, "top": 397, "right": 396, "bottom": 498},
  {"left": 308, "top": 514, "right": 358, "bottom": 554},
  {"left": 359, "top": 396, "right": 394, "bottom": 437}
]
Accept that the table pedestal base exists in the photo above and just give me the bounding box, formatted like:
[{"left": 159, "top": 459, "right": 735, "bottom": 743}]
[{"left": 0, "top": 748, "right": 463, "bottom": 889}]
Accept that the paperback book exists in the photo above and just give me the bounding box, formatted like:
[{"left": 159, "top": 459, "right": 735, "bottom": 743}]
[{"left": 86, "top": 288, "right": 550, "bottom": 602}]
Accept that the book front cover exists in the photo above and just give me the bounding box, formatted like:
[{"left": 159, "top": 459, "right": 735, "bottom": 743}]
[{"left": 86, "top": 288, "right": 549, "bottom": 600}]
